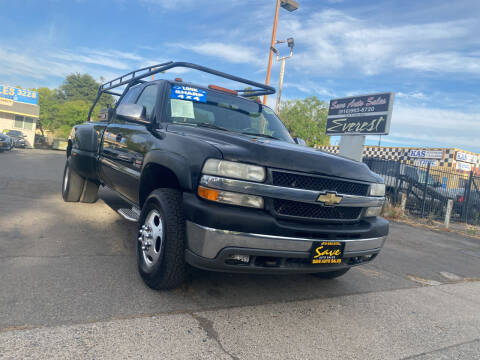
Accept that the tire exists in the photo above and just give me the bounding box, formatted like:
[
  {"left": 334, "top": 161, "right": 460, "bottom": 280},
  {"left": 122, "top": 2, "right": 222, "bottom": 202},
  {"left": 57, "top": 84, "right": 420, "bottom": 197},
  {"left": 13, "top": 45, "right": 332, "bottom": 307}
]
[
  {"left": 137, "top": 188, "right": 187, "bottom": 290},
  {"left": 312, "top": 268, "right": 350, "bottom": 279},
  {"left": 80, "top": 179, "right": 99, "bottom": 203},
  {"left": 62, "top": 157, "right": 85, "bottom": 202}
]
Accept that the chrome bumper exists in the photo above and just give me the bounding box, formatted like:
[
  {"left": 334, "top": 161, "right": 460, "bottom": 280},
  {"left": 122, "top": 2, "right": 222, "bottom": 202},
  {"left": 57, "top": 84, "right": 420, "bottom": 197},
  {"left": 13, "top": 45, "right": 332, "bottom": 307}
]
[{"left": 186, "top": 221, "right": 387, "bottom": 259}]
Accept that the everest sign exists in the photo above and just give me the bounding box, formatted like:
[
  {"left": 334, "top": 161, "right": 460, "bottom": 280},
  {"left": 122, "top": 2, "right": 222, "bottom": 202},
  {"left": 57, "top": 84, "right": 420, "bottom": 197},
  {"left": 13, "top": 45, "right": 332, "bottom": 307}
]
[{"left": 326, "top": 93, "right": 394, "bottom": 135}]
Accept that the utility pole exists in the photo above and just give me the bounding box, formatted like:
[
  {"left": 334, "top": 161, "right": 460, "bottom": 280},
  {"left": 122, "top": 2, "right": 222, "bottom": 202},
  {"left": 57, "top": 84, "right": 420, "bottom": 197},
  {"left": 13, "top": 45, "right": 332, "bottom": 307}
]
[
  {"left": 262, "top": 0, "right": 299, "bottom": 105},
  {"left": 272, "top": 38, "right": 295, "bottom": 114}
]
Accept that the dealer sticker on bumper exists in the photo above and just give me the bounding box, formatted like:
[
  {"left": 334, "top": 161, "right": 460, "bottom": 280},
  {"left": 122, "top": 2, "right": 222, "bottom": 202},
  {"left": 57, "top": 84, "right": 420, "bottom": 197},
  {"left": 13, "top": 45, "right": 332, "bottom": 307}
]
[{"left": 311, "top": 241, "right": 345, "bottom": 265}]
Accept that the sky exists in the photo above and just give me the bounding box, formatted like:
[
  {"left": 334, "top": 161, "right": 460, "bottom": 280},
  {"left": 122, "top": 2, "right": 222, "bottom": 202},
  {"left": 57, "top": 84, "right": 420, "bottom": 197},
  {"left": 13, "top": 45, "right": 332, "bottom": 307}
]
[{"left": 1, "top": 0, "right": 479, "bottom": 151}]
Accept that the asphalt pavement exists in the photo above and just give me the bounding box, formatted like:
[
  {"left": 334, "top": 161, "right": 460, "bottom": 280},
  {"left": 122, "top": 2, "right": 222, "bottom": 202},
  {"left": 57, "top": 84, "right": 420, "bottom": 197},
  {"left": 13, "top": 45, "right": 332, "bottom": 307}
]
[{"left": 1, "top": 149, "right": 480, "bottom": 359}]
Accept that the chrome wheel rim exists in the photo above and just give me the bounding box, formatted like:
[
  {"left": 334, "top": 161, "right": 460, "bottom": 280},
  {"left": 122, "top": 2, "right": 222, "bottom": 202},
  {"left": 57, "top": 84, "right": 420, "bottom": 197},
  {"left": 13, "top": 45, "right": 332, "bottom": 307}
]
[{"left": 138, "top": 210, "right": 164, "bottom": 268}]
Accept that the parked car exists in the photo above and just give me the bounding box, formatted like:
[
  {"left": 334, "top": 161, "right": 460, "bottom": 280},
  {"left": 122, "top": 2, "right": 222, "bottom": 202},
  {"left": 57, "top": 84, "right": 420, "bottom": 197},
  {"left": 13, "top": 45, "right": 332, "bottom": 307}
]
[
  {"left": 454, "top": 190, "right": 480, "bottom": 224},
  {"left": 62, "top": 62, "right": 388, "bottom": 290},
  {"left": 0, "top": 133, "right": 13, "bottom": 152},
  {"left": 3, "top": 129, "right": 26, "bottom": 148}
]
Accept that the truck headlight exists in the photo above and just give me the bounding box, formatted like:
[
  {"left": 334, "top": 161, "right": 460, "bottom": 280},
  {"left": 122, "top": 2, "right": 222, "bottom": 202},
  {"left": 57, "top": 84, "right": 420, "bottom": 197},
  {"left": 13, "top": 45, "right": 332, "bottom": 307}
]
[
  {"left": 365, "top": 206, "right": 382, "bottom": 217},
  {"left": 198, "top": 186, "right": 264, "bottom": 209},
  {"left": 369, "top": 183, "right": 385, "bottom": 197},
  {"left": 202, "top": 159, "right": 266, "bottom": 182}
]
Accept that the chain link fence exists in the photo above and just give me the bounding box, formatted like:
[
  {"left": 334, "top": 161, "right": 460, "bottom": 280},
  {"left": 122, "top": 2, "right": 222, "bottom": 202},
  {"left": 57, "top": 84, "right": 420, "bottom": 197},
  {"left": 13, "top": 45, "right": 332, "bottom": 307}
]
[{"left": 363, "top": 157, "right": 480, "bottom": 225}]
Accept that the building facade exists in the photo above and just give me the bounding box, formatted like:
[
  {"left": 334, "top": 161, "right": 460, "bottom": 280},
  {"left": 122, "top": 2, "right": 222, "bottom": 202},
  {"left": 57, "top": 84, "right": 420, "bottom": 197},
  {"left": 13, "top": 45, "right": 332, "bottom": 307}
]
[
  {"left": 0, "top": 85, "right": 39, "bottom": 148},
  {"left": 318, "top": 145, "right": 480, "bottom": 176}
]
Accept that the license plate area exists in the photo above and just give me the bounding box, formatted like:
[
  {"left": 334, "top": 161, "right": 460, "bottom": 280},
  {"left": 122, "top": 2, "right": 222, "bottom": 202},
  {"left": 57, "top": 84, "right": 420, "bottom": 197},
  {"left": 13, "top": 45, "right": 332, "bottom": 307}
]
[{"left": 310, "top": 241, "right": 345, "bottom": 265}]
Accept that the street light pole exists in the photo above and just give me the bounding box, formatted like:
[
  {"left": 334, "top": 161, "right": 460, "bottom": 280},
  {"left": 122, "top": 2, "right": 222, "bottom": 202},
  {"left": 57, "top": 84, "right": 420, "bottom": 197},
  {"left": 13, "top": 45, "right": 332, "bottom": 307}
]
[
  {"left": 275, "top": 57, "right": 286, "bottom": 114},
  {"left": 273, "top": 38, "right": 294, "bottom": 114},
  {"left": 262, "top": 0, "right": 299, "bottom": 106},
  {"left": 263, "top": 0, "right": 281, "bottom": 106}
]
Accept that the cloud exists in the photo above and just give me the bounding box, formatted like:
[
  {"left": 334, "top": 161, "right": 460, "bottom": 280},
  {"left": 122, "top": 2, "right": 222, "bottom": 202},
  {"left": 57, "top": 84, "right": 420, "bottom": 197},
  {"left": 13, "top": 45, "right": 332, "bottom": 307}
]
[
  {"left": 137, "top": 0, "right": 195, "bottom": 10},
  {"left": 284, "top": 82, "right": 335, "bottom": 98},
  {"left": 396, "top": 92, "right": 429, "bottom": 100},
  {"left": 0, "top": 45, "right": 149, "bottom": 87},
  {"left": 171, "top": 42, "right": 263, "bottom": 66},
  {"left": 287, "top": 10, "right": 479, "bottom": 76},
  {"left": 387, "top": 105, "right": 480, "bottom": 151},
  {"left": 395, "top": 52, "right": 480, "bottom": 74}
]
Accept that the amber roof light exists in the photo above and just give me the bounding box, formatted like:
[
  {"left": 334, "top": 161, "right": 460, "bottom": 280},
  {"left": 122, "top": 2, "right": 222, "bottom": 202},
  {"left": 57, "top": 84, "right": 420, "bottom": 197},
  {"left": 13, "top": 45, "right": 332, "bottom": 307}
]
[{"left": 208, "top": 85, "right": 238, "bottom": 96}]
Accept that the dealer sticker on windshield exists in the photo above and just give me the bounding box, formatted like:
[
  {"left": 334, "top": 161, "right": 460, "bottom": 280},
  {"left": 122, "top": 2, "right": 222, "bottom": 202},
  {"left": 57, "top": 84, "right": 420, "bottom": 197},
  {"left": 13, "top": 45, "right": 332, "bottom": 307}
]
[
  {"left": 171, "top": 85, "right": 207, "bottom": 103},
  {"left": 311, "top": 241, "right": 345, "bottom": 265}
]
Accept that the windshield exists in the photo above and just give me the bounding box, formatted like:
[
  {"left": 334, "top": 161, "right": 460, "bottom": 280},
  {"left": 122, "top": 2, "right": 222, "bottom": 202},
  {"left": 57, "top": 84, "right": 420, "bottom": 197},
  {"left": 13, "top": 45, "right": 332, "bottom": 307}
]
[
  {"left": 7, "top": 130, "right": 23, "bottom": 137},
  {"left": 166, "top": 84, "right": 294, "bottom": 143}
]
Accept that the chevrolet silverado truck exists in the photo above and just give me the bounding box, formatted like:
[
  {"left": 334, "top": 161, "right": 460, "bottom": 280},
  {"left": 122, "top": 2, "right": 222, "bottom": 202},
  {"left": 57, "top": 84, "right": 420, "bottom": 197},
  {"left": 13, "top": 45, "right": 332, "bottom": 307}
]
[{"left": 62, "top": 62, "right": 388, "bottom": 290}]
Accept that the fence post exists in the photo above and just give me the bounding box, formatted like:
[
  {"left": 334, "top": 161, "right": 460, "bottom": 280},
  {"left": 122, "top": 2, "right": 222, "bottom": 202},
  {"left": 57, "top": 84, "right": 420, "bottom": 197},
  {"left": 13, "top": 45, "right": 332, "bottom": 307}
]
[
  {"left": 421, "top": 163, "right": 431, "bottom": 217},
  {"left": 395, "top": 161, "right": 401, "bottom": 203},
  {"left": 444, "top": 199, "right": 453, "bottom": 229},
  {"left": 463, "top": 171, "right": 474, "bottom": 222},
  {"left": 400, "top": 191, "right": 407, "bottom": 216}
]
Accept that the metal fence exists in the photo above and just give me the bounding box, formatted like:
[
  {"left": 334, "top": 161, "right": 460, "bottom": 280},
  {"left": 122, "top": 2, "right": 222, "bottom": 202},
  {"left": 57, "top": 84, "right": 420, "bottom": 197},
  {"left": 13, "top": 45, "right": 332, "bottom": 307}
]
[{"left": 363, "top": 158, "right": 480, "bottom": 225}]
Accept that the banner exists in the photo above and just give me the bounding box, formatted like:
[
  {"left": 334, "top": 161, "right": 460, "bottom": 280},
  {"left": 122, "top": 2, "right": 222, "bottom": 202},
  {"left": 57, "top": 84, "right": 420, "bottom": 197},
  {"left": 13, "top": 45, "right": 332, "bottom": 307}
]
[
  {"left": 0, "top": 85, "right": 38, "bottom": 105},
  {"left": 408, "top": 149, "right": 444, "bottom": 159}
]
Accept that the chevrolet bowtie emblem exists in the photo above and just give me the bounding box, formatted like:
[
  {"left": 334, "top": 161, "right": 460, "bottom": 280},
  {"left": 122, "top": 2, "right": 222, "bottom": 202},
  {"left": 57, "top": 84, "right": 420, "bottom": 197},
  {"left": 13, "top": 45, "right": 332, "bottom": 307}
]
[{"left": 317, "top": 191, "right": 343, "bottom": 206}]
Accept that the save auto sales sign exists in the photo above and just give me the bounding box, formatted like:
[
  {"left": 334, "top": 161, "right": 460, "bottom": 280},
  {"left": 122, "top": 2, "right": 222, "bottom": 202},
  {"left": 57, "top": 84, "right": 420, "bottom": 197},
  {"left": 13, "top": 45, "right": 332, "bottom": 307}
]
[{"left": 326, "top": 92, "right": 394, "bottom": 135}]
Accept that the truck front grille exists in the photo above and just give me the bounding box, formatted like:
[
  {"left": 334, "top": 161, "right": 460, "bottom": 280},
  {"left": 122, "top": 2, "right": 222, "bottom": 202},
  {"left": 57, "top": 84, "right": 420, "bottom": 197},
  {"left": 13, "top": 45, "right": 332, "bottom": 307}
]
[
  {"left": 271, "top": 171, "right": 369, "bottom": 196},
  {"left": 273, "top": 199, "right": 362, "bottom": 220}
]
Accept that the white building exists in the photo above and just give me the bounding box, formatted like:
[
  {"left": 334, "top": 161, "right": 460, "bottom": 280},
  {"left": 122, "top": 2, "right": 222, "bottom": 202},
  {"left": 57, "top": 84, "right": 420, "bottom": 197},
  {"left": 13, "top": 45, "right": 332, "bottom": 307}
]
[{"left": 0, "top": 85, "right": 39, "bottom": 148}]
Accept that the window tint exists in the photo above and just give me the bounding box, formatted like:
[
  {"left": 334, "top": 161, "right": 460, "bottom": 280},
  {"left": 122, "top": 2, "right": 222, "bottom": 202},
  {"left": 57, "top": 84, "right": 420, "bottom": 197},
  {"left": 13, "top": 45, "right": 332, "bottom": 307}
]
[
  {"left": 119, "top": 85, "right": 142, "bottom": 105},
  {"left": 136, "top": 85, "right": 158, "bottom": 120},
  {"left": 166, "top": 86, "right": 293, "bottom": 143}
]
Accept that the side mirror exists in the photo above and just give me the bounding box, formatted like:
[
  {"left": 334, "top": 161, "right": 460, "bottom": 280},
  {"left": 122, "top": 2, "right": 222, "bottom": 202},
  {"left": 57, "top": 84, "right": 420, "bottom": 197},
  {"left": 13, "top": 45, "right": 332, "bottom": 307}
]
[
  {"left": 116, "top": 103, "right": 149, "bottom": 124},
  {"left": 294, "top": 137, "right": 306, "bottom": 146}
]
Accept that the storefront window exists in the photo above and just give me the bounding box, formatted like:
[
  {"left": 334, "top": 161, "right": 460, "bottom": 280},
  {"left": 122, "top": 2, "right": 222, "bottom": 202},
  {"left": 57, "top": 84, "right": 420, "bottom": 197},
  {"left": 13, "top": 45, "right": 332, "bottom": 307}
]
[
  {"left": 14, "top": 115, "right": 23, "bottom": 128},
  {"left": 24, "top": 117, "right": 34, "bottom": 130},
  {"left": 13, "top": 115, "right": 35, "bottom": 129}
]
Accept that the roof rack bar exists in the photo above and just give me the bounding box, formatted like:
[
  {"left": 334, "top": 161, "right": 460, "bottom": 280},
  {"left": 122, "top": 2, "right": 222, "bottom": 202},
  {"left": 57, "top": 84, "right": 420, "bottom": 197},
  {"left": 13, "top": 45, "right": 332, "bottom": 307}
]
[
  {"left": 104, "top": 90, "right": 123, "bottom": 96},
  {"left": 99, "top": 61, "right": 275, "bottom": 97},
  {"left": 88, "top": 61, "right": 275, "bottom": 121},
  {"left": 99, "top": 61, "right": 173, "bottom": 91}
]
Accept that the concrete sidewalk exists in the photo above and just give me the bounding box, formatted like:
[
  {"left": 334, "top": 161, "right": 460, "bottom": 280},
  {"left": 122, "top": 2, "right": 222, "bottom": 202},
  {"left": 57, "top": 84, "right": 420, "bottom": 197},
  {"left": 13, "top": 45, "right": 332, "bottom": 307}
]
[{"left": 1, "top": 281, "right": 479, "bottom": 360}]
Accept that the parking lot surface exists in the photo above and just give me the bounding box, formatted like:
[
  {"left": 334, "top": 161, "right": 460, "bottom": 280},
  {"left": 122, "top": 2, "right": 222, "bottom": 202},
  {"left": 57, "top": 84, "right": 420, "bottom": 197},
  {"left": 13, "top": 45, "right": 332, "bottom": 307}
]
[{"left": 1, "top": 149, "right": 480, "bottom": 359}]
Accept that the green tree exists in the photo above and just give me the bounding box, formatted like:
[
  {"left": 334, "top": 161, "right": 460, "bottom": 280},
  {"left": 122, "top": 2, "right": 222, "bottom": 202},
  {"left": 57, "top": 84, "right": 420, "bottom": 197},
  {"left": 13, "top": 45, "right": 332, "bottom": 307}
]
[
  {"left": 54, "top": 100, "right": 91, "bottom": 138},
  {"left": 37, "top": 87, "right": 61, "bottom": 135},
  {"left": 60, "top": 73, "right": 114, "bottom": 111},
  {"left": 35, "top": 73, "right": 116, "bottom": 138},
  {"left": 278, "top": 96, "right": 330, "bottom": 147}
]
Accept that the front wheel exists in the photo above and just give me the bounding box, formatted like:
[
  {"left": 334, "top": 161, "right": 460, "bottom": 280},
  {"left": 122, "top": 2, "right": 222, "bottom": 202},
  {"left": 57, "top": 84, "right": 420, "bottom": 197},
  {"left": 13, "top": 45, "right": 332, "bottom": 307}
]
[
  {"left": 137, "top": 188, "right": 187, "bottom": 290},
  {"left": 312, "top": 268, "right": 350, "bottom": 279}
]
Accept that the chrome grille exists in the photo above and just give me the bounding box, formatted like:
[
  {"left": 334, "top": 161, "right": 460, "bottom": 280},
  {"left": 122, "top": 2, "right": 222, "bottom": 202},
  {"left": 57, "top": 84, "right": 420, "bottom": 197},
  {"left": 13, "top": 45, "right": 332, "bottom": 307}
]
[
  {"left": 270, "top": 170, "right": 368, "bottom": 221},
  {"left": 273, "top": 199, "right": 362, "bottom": 220},
  {"left": 271, "top": 171, "right": 369, "bottom": 196}
]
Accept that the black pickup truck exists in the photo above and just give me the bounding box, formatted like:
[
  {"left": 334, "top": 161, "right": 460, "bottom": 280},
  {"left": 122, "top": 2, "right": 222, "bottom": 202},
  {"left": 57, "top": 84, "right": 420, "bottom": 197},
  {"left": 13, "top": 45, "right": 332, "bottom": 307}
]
[{"left": 63, "top": 62, "right": 388, "bottom": 289}]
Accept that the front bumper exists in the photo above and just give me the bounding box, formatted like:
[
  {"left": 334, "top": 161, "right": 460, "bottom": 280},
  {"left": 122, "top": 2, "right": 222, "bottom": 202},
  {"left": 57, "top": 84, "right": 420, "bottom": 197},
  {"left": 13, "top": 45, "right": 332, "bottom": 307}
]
[{"left": 185, "top": 221, "right": 386, "bottom": 273}]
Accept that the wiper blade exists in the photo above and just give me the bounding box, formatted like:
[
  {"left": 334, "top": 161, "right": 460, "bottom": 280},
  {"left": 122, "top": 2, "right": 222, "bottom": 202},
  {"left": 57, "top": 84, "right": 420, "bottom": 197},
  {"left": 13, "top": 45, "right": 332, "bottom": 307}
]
[
  {"left": 240, "top": 132, "right": 280, "bottom": 140},
  {"left": 196, "top": 123, "right": 229, "bottom": 131}
]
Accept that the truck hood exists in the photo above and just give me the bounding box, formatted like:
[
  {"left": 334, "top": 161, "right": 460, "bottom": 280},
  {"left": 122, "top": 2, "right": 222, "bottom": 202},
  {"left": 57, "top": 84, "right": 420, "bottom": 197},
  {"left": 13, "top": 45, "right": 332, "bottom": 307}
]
[{"left": 166, "top": 124, "right": 382, "bottom": 183}]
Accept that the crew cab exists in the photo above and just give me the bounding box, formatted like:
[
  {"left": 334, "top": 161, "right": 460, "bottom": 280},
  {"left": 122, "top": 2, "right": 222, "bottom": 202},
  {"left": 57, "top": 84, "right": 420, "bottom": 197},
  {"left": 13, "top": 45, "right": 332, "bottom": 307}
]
[{"left": 63, "top": 62, "right": 388, "bottom": 289}]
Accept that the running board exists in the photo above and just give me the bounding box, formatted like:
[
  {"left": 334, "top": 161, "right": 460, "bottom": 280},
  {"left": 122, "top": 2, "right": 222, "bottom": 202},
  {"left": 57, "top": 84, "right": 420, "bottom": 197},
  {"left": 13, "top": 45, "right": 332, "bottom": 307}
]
[{"left": 117, "top": 207, "right": 141, "bottom": 222}]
